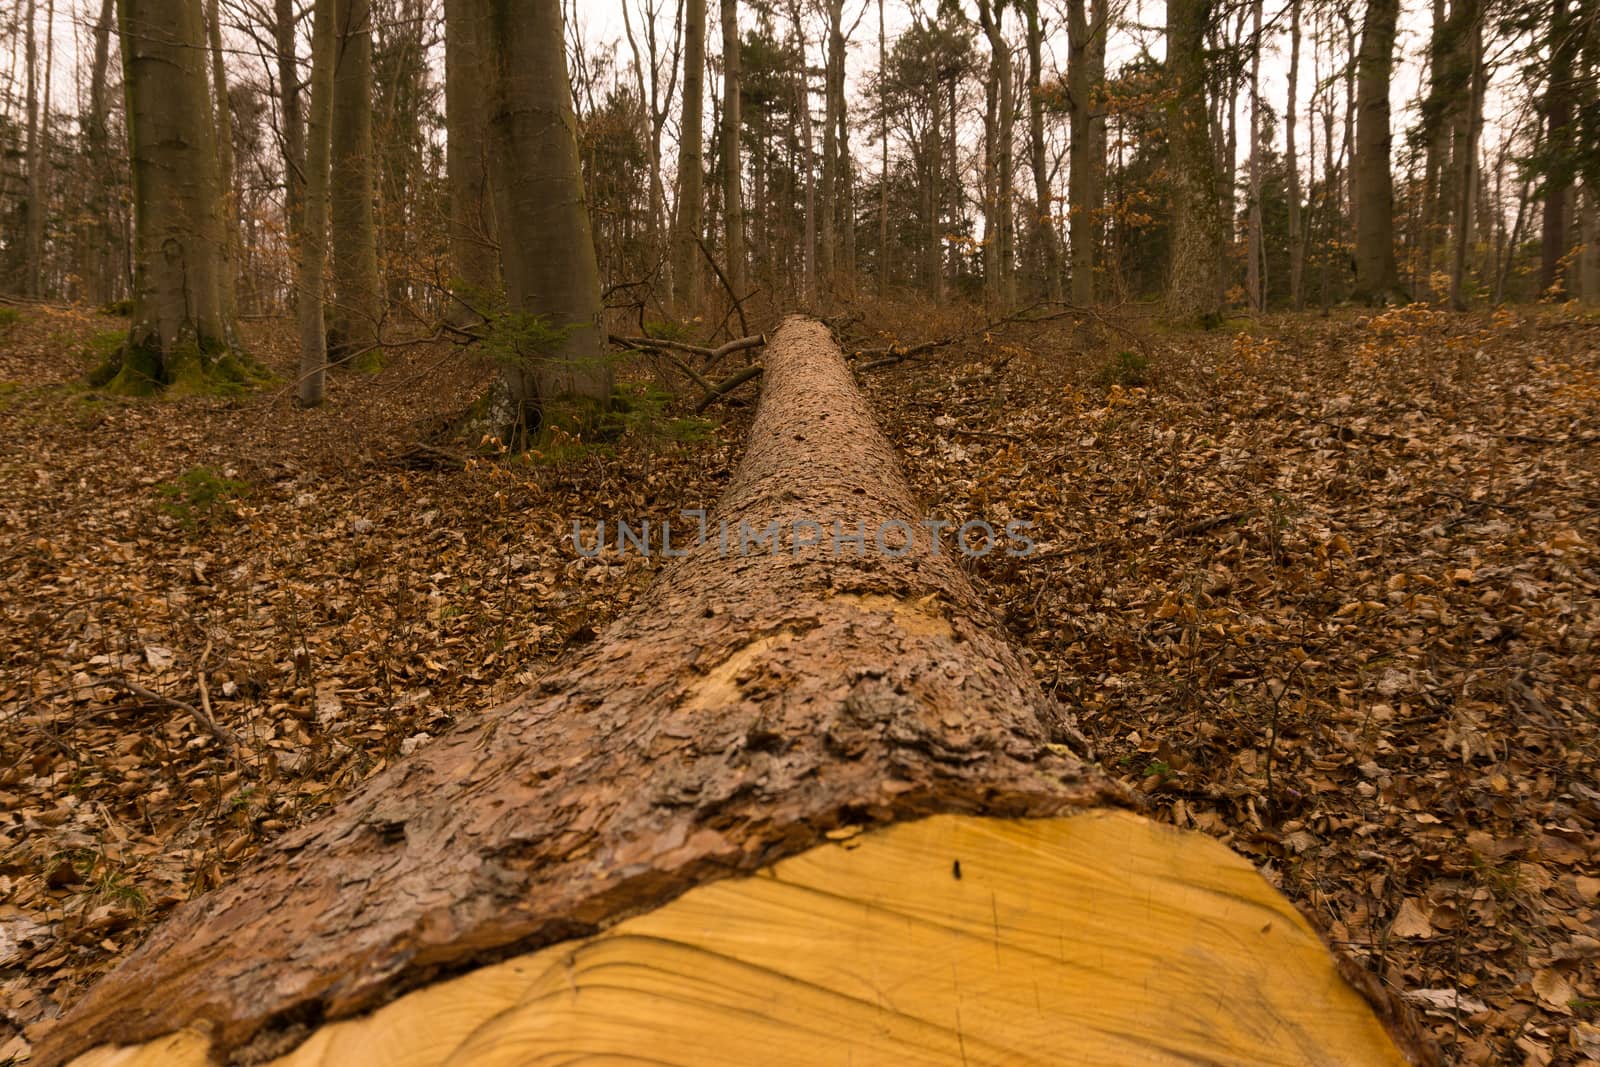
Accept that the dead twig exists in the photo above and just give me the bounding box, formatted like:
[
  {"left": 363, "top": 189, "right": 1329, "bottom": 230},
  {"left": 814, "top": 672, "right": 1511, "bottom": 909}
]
[
  {"left": 694, "top": 365, "right": 764, "bottom": 413},
  {"left": 96, "top": 677, "right": 241, "bottom": 754}
]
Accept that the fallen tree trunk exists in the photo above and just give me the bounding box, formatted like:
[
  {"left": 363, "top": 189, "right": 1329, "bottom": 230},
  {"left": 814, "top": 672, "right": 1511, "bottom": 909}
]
[{"left": 41, "top": 318, "right": 1430, "bottom": 1066}]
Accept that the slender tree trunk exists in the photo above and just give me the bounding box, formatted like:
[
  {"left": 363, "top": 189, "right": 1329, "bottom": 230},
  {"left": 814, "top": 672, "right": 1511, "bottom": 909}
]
[
  {"left": 1026, "top": 1, "right": 1060, "bottom": 302},
  {"left": 206, "top": 0, "right": 238, "bottom": 320},
  {"left": 276, "top": 0, "right": 305, "bottom": 245},
  {"left": 1448, "top": 1, "right": 1485, "bottom": 310},
  {"left": 329, "top": 0, "right": 383, "bottom": 360},
  {"left": 1580, "top": 182, "right": 1600, "bottom": 306},
  {"left": 79, "top": 0, "right": 116, "bottom": 304},
  {"left": 1352, "top": 0, "right": 1404, "bottom": 305},
  {"left": 1246, "top": 0, "right": 1264, "bottom": 312},
  {"left": 1286, "top": 0, "right": 1305, "bottom": 309},
  {"left": 791, "top": 1, "right": 815, "bottom": 305},
  {"left": 1539, "top": 0, "right": 1574, "bottom": 296},
  {"left": 720, "top": 0, "right": 746, "bottom": 306},
  {"left": 877, "top": 0, "right": 889, "bottom": 296},
  {"left": 978, "top": 0, "right": 1014, "bottom": 308},
  {"left": 672, "top": 0, "right": 705, "bottom": 311},
  {"left": 819, "top": 0, "right": 840, "bottom": 294},
  {"left": 296, "top": 0, "right": 337, "bottom": 407},
  {"left": 1164, "top": 0, "right": 1224, "bottom": 322},
  {"left": 444, "top": 0, "right": 500, "bottom": 322},
  {"left": 482, "top": 0, "right": 610, "bottom": 438},
  {"left": 23, "top": 0, "right": 43, "bottom": 298},
  {"left": 621, "top": 0, "right": 668, "bottom": 279}
]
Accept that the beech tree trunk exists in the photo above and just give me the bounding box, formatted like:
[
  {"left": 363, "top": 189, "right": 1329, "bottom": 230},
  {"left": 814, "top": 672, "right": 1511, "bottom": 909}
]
[
  {"left": 78, "top": 0, "right": 117, "bottom": 304},
  {"left": 1068, "top": 0, "right": 1106, "bottom": 309},
  {"left": 116, "top": 0, "right": 233, "bottom": 385},
  {"left": 276, "top": 0, "right": 305, "bottom": 245},
  {"left": 1539, "top": 0, "right": 1575, "bottom": 296},
  {"left": 295, "top": 0, "right": 337, "bottom": 407},
  {"left": 720, "top": 0, "right": 746, "bottom": 305},
  {"left": 1286, "top": 0, "right": 1304, "bottom": 309},
  {"left": 1246, "top": 0, "right": 1264, "bottom": 312},
  {"left": 672, "top": 0, "right": 706, "bottom": 311},
  {"left": 23, "top": 0, "right": 44, "bottom": 298},
  {"left": 978, "top": 0, "right": 1014, "bottom": 308},
  {"left": 444, "top": 0, "right": 500, "bottom": 321},
  {"left": 206, "top": 0, "right": 238, "bottom": 322},
  {"left": 481, "top": 0, "right": 610, "bottom": 438},
  {"left": 1164, "top": 0, "right": 1224, "bottom": 322},
  {"left": 328, "top": 0, "right": 383, "bottom": 360},
  {"left": 1580, "top": 183, "right": 1599, "bottom": 306},
  {"left": 39, "top": 318, "right": 1430, "bottom": 1067},
  {"left": 1025, "top": 0, "right": 1060, "bottom": 302},
  {"left": 1352, "top": 0, "right": 1405, "bottom": 305}
]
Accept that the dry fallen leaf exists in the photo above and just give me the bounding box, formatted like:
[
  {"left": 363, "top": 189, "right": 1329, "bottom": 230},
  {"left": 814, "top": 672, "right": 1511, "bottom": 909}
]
[{"left": 1389, "top": 897, "right": 1435, "bottom": 939}]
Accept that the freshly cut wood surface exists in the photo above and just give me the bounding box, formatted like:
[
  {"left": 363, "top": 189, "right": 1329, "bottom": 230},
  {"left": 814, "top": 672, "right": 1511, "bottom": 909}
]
[{"left": 69, "top": 811, "right": 1410, "bottom": 1067}]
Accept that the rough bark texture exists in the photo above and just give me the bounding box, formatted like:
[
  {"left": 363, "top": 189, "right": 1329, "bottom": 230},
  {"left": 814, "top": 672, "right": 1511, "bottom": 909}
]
[
  {"left": 444, "top": 0, "right": 500, "bottom": 321},
  {"left": 1352, "top": 0, "right": 1405, "bottom": 306},
  {"left": 1163, "top": 0, "right": 1223, "bottom": 321},
  {"left": 118, "top": 0, "right": 231, "bottom": 375},
  {"left": 483, "top": 0, "right": 610, "bottom": 434},
  {"left": 672, "top": 0, "right": 706, "bottom": 311},
  {"left": 328, "top": 0, "right": 383, "bottom": 359},
  {"left": 38, "top": 317, "right": 1118, "bottom": 1066}
]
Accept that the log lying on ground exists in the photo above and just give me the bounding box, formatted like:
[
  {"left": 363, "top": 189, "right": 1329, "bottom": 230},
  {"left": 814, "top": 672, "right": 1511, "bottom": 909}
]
[{"left": 40, "top": 318, "right": 1430, "bottom": 1067}]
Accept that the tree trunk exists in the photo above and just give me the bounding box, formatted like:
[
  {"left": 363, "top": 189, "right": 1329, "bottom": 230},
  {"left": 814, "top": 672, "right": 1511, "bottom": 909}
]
[
  {"left": 79, "top": 0, "right": 117, "bottom": 304},
  {"left": 720, "top": 0, "right": 746, "bottom": 306},
  {"left": 791, "top": 1, "right": 815, "bottom": 305},
  {"left": 877, "top": 0, "right": 889, "bottom": 296},
  {"left": 1026, "top": 1, "right": 1060, "bottom": 302},
  {"left": 114, "top": 0, "right": 234, "bottom": 389},
  {"left": 1352, "top": 0, "right": 1404, "bottom": 306},
  {"left": 481, "top": 0, "right": 610, "bottom": 439},
  {"left": 1286, "top": 0, "right": 1304, "bottom": 309},
  {"left": 1164, "top": 0, "right": 1224, "bottom": 322},
  {"left": 1447, "top": 1, "right": 1485, "bottom": 311},
  {"left": 329, "top": 0, "right": 383, "bottom": 361},
  {"left": 672, "top": 0, "right": 706, "bottom": 312},
  {"left": 1539, "top": 0, "right": 1575, "bottom": 296},
  {"left": 819, "top": 0, "right": 841, "bottom": 295},
  {"left": 206, "top": 0, "right": 238, "bottom": 321},
  {"left": 276, "top": 0, "right": 305, "bottom": 246},
  {"left": 23, "top": 0, "right": 49, "bottom": 299},
  {"left": 444, "top": 0, "right": 500, "bottom": 322},
  {"left": 295, "top": 0, "right": 337, "bottom": 407},
  {"left": 978, "top": 0, "right": 1014, "bottom": 308},
  {"left": 1246, "top": 0, "right": 1264, "bottom": 312},
  {"left": 38, "top": 317, "right": 1430, "bottom": 1067},
  {"left": 1580, "top": 182, "right": 1599, "bottom": 306}
]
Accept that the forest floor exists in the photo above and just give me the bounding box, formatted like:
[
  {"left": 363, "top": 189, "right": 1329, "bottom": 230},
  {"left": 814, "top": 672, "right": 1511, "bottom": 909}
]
[{"left": 0, "top": 299, "right": 1597, "bottom": 1065}]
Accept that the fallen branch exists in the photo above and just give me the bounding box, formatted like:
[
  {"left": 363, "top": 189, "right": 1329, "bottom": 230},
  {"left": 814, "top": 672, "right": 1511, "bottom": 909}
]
[
  {"left": 611, "top": 332, "right": 765, "bottom": 369},
  {"left": 95, "top": 677, "right": 241, "bottom": 754},
  {"left": 694, "top": 364, "right": 764, "bottom": 413},
  {"left": 695, "top": 236, "right": 750, "bottom": 338}
]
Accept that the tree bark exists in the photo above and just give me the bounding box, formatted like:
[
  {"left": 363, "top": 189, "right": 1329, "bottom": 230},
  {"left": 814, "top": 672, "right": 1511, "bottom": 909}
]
[
  {"left": 276, "top": 0, "right": 305, "bottom": 245},
  {"left": 78, "top": 0, "right": 117, "bottom": 304},
  {"left": 1286, "top": 0, "right": 1304, "bottom": 309},
  {"left": 1246, "top": 0, "right": 1264, "bottom": 312},
  {"left": 1447, "top": 0, "right": 1485, "bottom": 310},
  {"left": 1025, "top": 0, "right": 1060, "bottom": 303},
  {"left": 1164, "top": 0, "right": 1224, "bottom": 322},
  {"left": 672, "top": 0, "right": 706, "bottom": 312},
  {"left": 481, "top": 0, "right": 610, "bottom": 438},
  {"left": 444, "top": 0, "right": 500, "bottom": 322},
  {"left": 329, "top": 0, "right": 383, "bottom": 360},
  {"left": 38, "top": 318, "right": 1430, "bottom": 1067},
  {"left": 116, "top": 0, "right": 233, "bottom": 385},
  {"left": 206, "top": 0, "right": 238, "bottom": 322},
  {"left": 720, "top": 0, "right": 746, "bottom": 306},
  {"left": 977, "top": 0, "right": 1014, "bottom": 308},
  {"left": 1539, "top": 0, "right": 1575, "bottom": 296},
  {"left": 877, "top": 0, "right": 889, "bottom": 296},
  {"left": 1580, "top": 182, "right": 1599, "bottom": 306},
  {"left": 1352, "top": 0, "right": 1405, "bottom": 305},
  {"left": 296, "top": 0, "right": 337, "bottom": 407}
]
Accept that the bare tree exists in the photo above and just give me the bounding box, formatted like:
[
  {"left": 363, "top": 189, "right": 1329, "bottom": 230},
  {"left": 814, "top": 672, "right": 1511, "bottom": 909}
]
[
  {"left": 328, "top": 0, "right": 382, "bottom": 360},
  {"left": 444, "top": 0, "right": 500, "bottom": 322},
  {"left": 1164, "top": 0, "right": 1223, "bottom": 321},
  {"left": 720, "top": 0, "right": 746, "bottom": 304},
  {"left": 1352, "top": 0, "right": 1405, "bottom": 305},
  {"left": 296, "top": 0, "right": 336, "bottom": 406}
]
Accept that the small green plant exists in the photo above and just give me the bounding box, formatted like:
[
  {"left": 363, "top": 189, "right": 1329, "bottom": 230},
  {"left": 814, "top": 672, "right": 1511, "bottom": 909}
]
[
  {"left": 0, "top": 306, "right": 21, "bottom": 330},
  {"left": 1094, "top": 349, "right": 1152, "bottom": 388},
  {"left": 156, "top": 466, "right": 251, "bottom": 529},
  {"left": 99, "top": 297, "right": 134, "bottom": 317},
  {"left": 1144, "top": 759, "right": 1172, "bottom": 778}
]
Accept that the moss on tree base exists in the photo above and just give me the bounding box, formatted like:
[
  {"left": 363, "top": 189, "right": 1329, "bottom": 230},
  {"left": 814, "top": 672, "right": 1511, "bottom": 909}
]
[{"left": 90, "top": 333, "right": 271, "bottom": 397}]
